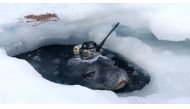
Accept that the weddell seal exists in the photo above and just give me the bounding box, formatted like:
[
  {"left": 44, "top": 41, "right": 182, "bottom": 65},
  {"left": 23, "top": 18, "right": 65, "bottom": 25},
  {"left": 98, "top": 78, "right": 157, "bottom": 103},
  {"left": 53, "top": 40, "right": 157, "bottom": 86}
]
[
  {"left": 15, "top": 45, "right": 150, "bottom": 92},
  {"left": 14, "top": 22, "right": 150, "bottom": 92}
]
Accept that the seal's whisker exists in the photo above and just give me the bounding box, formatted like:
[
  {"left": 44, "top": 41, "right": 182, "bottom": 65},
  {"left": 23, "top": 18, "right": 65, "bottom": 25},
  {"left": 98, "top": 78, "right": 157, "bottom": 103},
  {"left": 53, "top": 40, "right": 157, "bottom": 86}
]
[
  {"left": 127, "top": 76, "right": 133, "bottom": 85},
  {"left": 124, "top": 71, "right": 131, "bottom": 83}
]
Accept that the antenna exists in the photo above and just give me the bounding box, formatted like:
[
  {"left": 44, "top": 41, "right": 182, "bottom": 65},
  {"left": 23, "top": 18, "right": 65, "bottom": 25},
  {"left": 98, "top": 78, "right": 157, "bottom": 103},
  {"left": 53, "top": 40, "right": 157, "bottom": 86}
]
[{"left": 96, "top": 22, "right": 120, "bottom": 51}]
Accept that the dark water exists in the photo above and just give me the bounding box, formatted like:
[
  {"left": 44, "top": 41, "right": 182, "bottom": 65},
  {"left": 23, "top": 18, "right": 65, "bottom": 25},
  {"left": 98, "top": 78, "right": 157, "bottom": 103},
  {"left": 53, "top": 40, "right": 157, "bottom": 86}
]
[{"left": 15, "top": 44, "right": 150, "bottom": 93}]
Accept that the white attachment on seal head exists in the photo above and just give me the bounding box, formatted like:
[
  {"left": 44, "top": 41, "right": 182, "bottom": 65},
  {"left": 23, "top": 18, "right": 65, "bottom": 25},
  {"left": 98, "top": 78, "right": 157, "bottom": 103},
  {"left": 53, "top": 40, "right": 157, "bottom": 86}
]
[{"left": 67, "top": 55, "right": 110, "bottom": 66}]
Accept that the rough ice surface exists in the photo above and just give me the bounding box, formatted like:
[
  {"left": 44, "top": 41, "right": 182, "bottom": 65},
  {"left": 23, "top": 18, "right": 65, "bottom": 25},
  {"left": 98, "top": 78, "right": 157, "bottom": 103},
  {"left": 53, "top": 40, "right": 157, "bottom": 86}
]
[{"left": 0, "top": 4, "right": 190, "bottom": 103}]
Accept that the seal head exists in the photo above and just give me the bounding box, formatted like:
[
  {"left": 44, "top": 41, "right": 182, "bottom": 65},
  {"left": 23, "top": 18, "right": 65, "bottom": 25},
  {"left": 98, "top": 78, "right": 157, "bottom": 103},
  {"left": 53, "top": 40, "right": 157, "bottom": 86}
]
[{"left": 61, "top": 55, "right": 129, "bottom": 91}]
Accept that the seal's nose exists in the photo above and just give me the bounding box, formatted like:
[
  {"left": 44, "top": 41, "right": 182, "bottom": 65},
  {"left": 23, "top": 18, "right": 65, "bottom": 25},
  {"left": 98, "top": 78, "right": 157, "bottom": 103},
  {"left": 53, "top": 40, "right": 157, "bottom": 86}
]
[
  {"left": 115, "top": 75, "right": 128, "bottom": 90},
  {"left": 115, "top": 81, "right": 126, "bottom": 90}
]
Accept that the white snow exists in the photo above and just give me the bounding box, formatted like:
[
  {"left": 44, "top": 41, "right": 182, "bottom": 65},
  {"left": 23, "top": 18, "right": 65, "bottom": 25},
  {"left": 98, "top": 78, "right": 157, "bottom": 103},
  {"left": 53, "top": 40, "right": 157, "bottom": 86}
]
[
  {"left": 0, "top": 4, "right": 190, "bottom": 103},
  {"left": 0, "top": 49, "right": 117, "bottom": 103},
  {"left": 147, "top": 5, "right": 190, "bottom": 41}
]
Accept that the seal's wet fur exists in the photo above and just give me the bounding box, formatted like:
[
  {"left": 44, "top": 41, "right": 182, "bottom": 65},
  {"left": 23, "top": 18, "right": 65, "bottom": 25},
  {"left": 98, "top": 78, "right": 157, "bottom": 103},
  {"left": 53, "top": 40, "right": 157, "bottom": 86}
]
[{"left": 15, "top": 44, "right": 150, "bottom": 93}]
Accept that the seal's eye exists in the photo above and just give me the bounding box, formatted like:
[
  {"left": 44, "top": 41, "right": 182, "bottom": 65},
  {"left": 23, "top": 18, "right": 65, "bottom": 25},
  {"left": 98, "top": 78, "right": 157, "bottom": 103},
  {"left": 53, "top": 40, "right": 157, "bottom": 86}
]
[{"left": 83, "top": 71, "right": 95, "bottom": 79}]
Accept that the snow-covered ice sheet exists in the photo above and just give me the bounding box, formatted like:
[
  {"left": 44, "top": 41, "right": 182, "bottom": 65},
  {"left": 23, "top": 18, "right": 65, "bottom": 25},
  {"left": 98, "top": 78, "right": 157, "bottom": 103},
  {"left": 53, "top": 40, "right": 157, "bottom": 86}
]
[{"left": 0, "top": 4, "right": 190, "bottom": 103}]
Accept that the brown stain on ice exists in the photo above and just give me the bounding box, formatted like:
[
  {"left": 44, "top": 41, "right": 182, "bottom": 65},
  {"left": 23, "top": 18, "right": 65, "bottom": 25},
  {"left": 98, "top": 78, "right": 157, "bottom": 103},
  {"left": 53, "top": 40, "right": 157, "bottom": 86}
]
[{"left": 24, "top": 13, "right": 59, "bottom": 22}]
